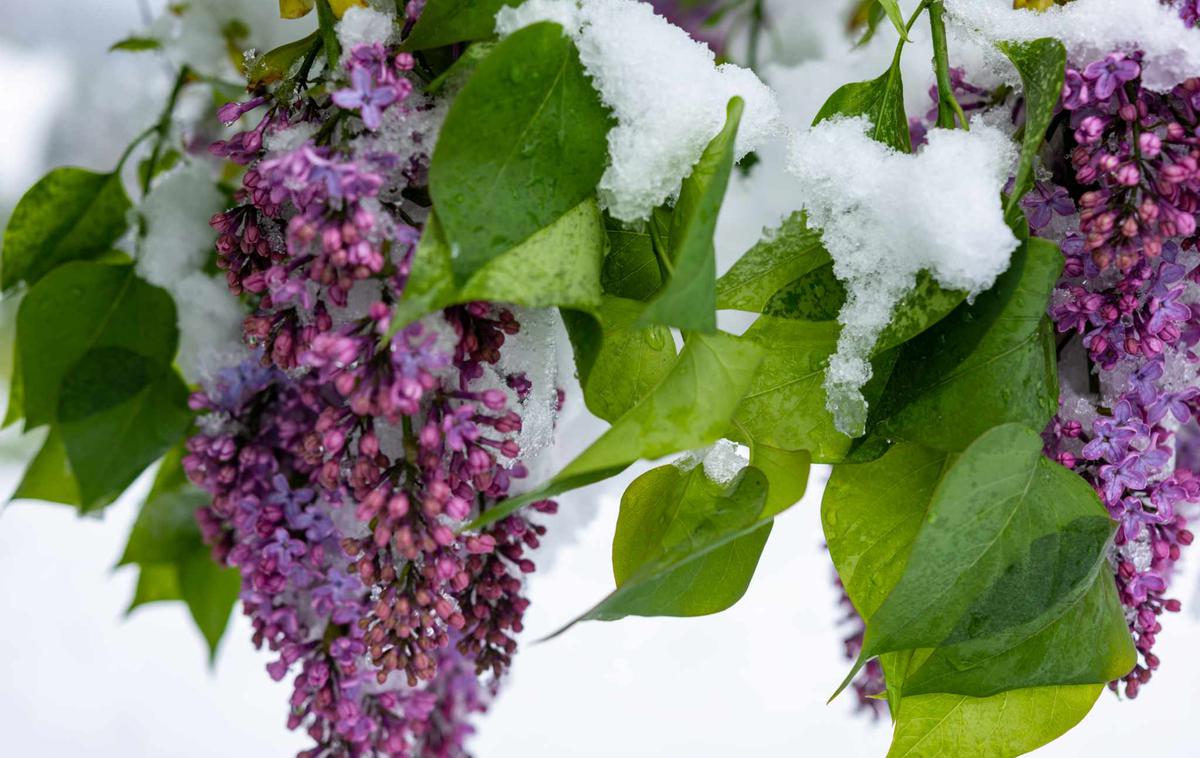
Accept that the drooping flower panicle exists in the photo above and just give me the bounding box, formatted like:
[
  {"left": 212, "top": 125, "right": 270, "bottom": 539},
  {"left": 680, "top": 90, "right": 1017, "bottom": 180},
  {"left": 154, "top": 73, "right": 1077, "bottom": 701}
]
[{"left": 189, "top": 23, "right": 562, "bottom": 756}]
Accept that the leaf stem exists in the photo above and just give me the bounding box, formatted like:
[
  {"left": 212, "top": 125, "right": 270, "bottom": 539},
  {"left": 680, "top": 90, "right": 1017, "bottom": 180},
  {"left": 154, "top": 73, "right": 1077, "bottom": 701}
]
[
  {"left": 315, "top": 0, "right": 342, "bottom": 74},
  {"left": 295, "top": 36, "right": 325, "bottom": 90},
  {"left": 929, "top": 0, "right": 969, "bottom": 130},
  {"left": 139, "top": 64, "right": 193, "bottom": 195},
  {"left": 647, "top": 216, "right": 674, "bottom": 284},
  {"left": 889, "top": 0, "right": 930, "bottom": 71},
  {"left": 115, "top": 125, "right": 159, "bottom": 176}
]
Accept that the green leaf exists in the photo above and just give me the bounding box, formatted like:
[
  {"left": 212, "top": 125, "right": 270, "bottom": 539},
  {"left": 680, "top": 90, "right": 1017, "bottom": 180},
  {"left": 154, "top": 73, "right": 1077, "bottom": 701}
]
[
  {"left": 851, "top": 425, "right": 1122, "bottom": 692},
  {"left": 823, "top": 442, "right": 948, "bottom": 619},
  {"left": 549, "top": 464, "right": 772, "bottom": 634},
  {"left": 178, "top": 548, "right": 241, "bottom": 661},
  {"left": 762, "top": 264, "right": 845, "bottom": 322},
  {"left": 3, "top": 341, "right": 22, "bottom": 428},
  {"left": 56, "top": 347, "right": 158, "bottom": 421},
  {"left": 127, "top": 563, "right": 183, "bottom": 612},
  {"left": 429, "top": 22, "right": 612, "bottom": 281},
  {"left": 1, "top": 168, "right": 131, "bottom": 291},
  {"left": 118, "top": 446, "right": 209, "bottom": 566},
  {"left": 814, "top": 49, "right": 911, "bottom": 153},
  {"left": 763, "top": 269, "right": 965, "bottom": 352},
  {"left": 248, "top": 30, "right": 321, "bottom": 87},
  {"left": 601, "top": 211, "right": 667, "bottom": 302},
  {"left": 401, "top": 0, "right": 520, "bottom": 51},
  {"left": 17, "top": 262, "right": 178, "bottom": 429},
  {"left": 638, "top": 97, "right": 743, "bottom": 333},
  {"left": 732, "top": 317, "right": 839, "bottom": 459},
  {"left": 998, "top": 39, "right": 1067, "bottom": 221},
  {"left": 875, "top": 275, "right": 970, "bottom": 352},
  {"left": 876, "top": 0, "right": 909, "bottom": 41},
  {"left": 9, "top": 429, "right": 85, "bottom": 507},
  {"left": 730, "top": 316, "right": 896, "bottom": 463},
  {"left": 59, "top": 367, "right": 191, "bottom": 510},
  {"left": 468, "top": 330, "right": 764, "bottom": 530},
  {"left": 109, "top": 36, "right": 163, "bottom": 52},
  {"left": 747, "top": 444, "right": 811, "bottom": 518},
  {"left": 610, "top": 464, "right": 771, "bottom": 618},
  {"left": 826, "top": 438, "right": 1133, "bottom": 700},
  {"left": 900, "top": 577, "right": 1133, "bottom": 697},
  {"left": 885, "top": 683, "right": 1103, "bottom": 758},
  {"left": 859, "top": 238, "right": 1061, "bottom": 455},
  {"left": 562, "top": 296, "right": 677, "bottom": 423},
  {"left": 715, "top": 212, "right": 829, "bottom": 313},
  {"left": 388, "top": 198, "right": 604, "bottom": 334}
]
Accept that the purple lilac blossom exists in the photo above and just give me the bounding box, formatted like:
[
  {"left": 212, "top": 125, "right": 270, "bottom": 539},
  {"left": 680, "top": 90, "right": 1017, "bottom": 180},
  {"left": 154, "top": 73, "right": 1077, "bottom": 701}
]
[
  {"left": 1165, "top": 0, "right": 1200, "bottom": 28},
  {"left": 1058, "top": 53, "right": 1200, "bottom": 272},
  {"left": 649, "top": 1, "right": 727, "bottom": 53},
  {"left": 191, "top": 23, "right": 563, "bottom": 756},
  {"left": 1041, "top": 41, "right": 1200, "bottom": 700}
]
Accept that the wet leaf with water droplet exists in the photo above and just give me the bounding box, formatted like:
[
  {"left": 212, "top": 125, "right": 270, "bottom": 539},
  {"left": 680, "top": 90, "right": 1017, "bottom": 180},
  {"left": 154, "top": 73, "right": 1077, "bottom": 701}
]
[
  {"left": 827, "top": 424, "right": 1132, "bottom": 704},
  {"left": 430, "top": 22, "right": 612, "bottom": 281},
  {"left": 545, "top": 464, "right": 773, "bottom": 634},
  {"left": 852, "top": 238, "right": 1062, "bottom": 458}
]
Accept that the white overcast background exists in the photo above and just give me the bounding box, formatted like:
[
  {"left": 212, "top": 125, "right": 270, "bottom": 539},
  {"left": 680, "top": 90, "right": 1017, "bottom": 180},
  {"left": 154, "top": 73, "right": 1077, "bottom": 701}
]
[{"left": 1, "top": 1, "right": 1198, "bottom": 756}]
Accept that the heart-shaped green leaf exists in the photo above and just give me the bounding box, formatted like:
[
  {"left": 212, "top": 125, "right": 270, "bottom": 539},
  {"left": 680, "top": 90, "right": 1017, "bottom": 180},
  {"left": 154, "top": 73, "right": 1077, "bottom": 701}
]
[
  {"left": 857, "top": 238, "right": 1061, "bottom": 456},
  {"left": 814, "top": 49, "right": 911, "bottom": 153},
  {"left": 834, "top": 425, "right": 1127, "bottom": 699},
  {"left": 2, "top": 168, "right": 131, "bottom": 291},
  {"left": 730, "top": 316, "right": 897, "bottom": 462},
  {"left": 715, "top": 212, "right": 829, "bottom": 313},
  {"left": 17, "top": 262, "right": 178, "bottom": 430},
  {"left": 548, "top": 464, "right": 773, "bottom": 635},
  {"left": 562, "top": 295, "right": 677, "bottom": 423},
  {"left": 885, "top": 679, "right": 1103, "bottom": 758},
  {"left": 429, "top": 22, "right": 612, "bottom": 281},
  {"left": 388, "top": 198, "right": 605, "bottom": 336}
]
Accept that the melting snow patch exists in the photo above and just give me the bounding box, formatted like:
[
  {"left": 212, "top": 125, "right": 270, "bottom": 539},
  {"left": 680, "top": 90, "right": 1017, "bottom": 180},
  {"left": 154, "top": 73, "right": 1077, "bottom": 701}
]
[
  {"left": 702, "top": 439, "right": 750, "bottom": 486},
  {"left": 496, "top": 0, "right": 781, "bottom": 222},
  {"left": 137, "top": 163, "right": 244, "bottom": 382},
  {"left": 787, "top": 116, "right": 1019, "bottom": 435},
  {"left": 945, "top": 0, "right": 1200, "bottom": 91}
]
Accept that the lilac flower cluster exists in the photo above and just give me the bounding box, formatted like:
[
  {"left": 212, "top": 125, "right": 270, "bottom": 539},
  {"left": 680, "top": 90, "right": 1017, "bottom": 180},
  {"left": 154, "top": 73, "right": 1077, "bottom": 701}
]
[
  {"left": 1166, "top": 0, "right": 1200, "bottom": 28},
  {"left": 1043, "top": 236, "right": 1200, "bottom": 697},
  {"left": 1039, "top": 49, "right": 1200, "bottom": 698},
  {"left": 908, "top": 66, "right": 994, "bottom": 148},
  {"left": 648, "top": 1, "right": 728, "bottom": 53},
  {"left": 186, "top": 31, "right": 561, "bottom": 757},
  {"left": 1041, "top": 382, "right": 1198, "bottom": 697},
  {"left": 1057, "top": 52, "right": 1199, "bottom": 270}
]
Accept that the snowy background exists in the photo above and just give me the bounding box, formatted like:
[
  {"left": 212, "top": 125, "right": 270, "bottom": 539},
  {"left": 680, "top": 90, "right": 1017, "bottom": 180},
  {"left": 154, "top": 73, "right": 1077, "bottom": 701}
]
[{"left": 1, "top": 1, "right": 1198, "bottom": 756}]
